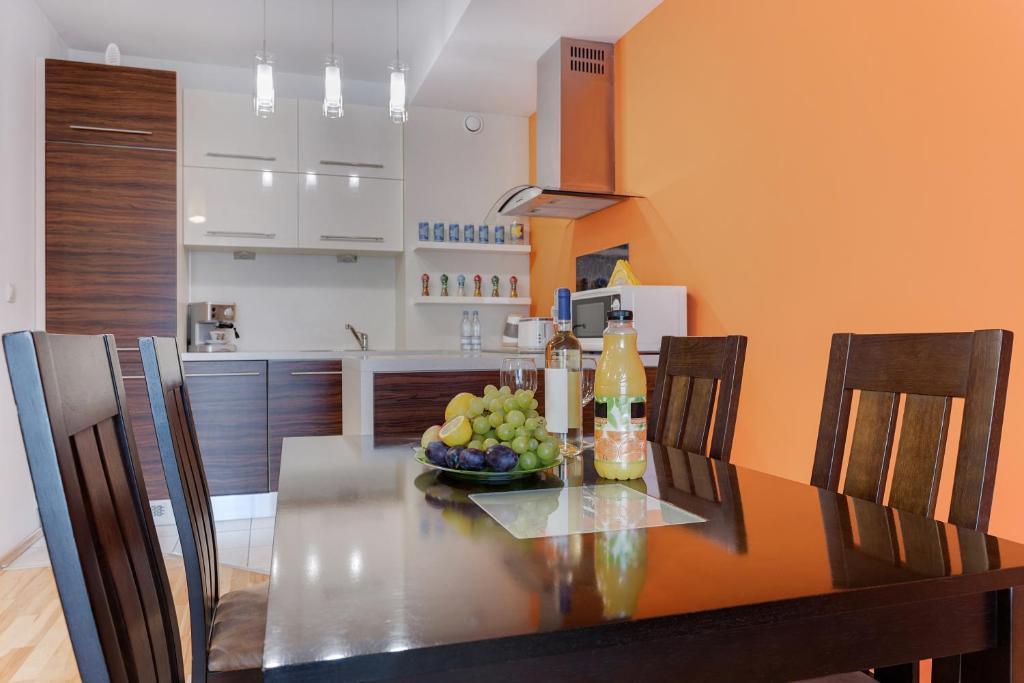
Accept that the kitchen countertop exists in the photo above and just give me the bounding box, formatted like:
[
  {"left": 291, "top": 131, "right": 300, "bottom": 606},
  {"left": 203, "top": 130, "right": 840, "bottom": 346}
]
[{"left": 181, "top": 349, "right": 661, "bottom": 368}]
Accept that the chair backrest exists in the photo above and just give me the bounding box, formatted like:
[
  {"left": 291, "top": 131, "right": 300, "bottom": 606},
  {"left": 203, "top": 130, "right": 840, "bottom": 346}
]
[
  {"left": 648, "top": 335, "right": 747, "bottom": 460},
  {"left": 3, "top": 331, "right": 184, "bottom": 683},
  {"left": 139, "top": 336, "right": 219, "bottom": 683},
  {"left": 811, "top": 330, "right": 1013, "bottom": 532}
]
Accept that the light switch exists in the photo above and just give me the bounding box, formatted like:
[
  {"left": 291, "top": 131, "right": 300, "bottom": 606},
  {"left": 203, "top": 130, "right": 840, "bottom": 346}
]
[{"left": 4, "top": 283, "right": 14, "bottom": 304}]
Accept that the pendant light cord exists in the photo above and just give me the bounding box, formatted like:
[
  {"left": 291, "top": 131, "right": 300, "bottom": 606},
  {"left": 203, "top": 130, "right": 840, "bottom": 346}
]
[
  {"left": 262, "top": 0, "right": 267, "bottom": 53},
  {"left": 330, "top": 0, "right": 335, "bottom": 56},
  {"left": 394, "top": 0, "right": 399, "bottom": 63}
]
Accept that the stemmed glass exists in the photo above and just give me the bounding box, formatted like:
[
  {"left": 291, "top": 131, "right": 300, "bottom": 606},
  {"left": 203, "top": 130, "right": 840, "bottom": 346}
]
[
  {"left": 580, "top": 358, "right": 597, "bottom": 446},
  {"left": 500, "top": 358, "right": 537, "bottom": 393}
]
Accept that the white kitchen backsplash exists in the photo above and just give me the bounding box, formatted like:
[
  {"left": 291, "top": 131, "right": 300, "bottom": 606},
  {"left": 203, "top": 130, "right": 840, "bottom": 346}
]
[{"left": 188, "top": 250, "right": 396, "bottom": 351}]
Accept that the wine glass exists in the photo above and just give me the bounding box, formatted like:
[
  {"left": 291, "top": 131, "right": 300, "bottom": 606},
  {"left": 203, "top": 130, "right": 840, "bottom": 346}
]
[
  {"left": 580, "top": 358, "right": 597, "bottom": 446},
  {"left": 500, "top": 357, "right": 537, "bottom": 393}
]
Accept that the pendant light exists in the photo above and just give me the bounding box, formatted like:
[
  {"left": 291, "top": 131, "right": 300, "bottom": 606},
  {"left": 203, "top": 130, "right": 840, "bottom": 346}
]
[
  {"left": 254, "top": 0, "right": 275, "bottom": 117},
  {"left": 387, "top": 0, "right": 408, "bottom": 124},
  {"left": 323, "top": 0, "right": 344, "bottom": 118}
]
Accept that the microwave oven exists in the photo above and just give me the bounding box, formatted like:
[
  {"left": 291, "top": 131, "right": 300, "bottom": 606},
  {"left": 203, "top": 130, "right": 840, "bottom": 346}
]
[{"left": 570, "top": 285, "right": 687, "bottom": 352}]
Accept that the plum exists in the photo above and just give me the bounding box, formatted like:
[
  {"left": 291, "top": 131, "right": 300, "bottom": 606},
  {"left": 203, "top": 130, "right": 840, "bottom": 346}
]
[
  {"left": 445, "top": 445, "right": 465, "bottom": 468},
  {"left": 424, "top": 441, "right": 448, "bottom": 466},
  {"left": 485, "top": 444, "right": 518, "bottom": 472},
  {"left": 458, "top": 448, "right": 487, "bottom": 471}
]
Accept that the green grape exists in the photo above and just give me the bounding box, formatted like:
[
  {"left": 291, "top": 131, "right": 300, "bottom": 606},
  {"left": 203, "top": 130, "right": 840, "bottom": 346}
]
[
  {"left": 472, "top": 416, "right": 491, "bottom": 434},
  {"left": 483, "top": 384, "right": 498, "bottom": 397},
  {"left": 505, "top": 409, "right": 526, "bottom": 427},
  {"left": 484, "top": 430, "right": 498, "bottom": 441},
  {"left": 414, "top": 446, "right": 426, "bottom": 460},
  {"left": 467, "top": 398, "right": 485, "bottom": 417},
  {"left": 529, "top": 398, "right": 539, "bottom": 410},
  {"left": 515, "top": 393, "right": 532, "bottom": 410},
  {"left": 537, "top": 440, "right": 559, "bottom": 462},
  {"left": 483, "top": 437, "right": 499, "bottom": 449},
  {"left": 495, "top": 423, "right": 516, "bottom": 441},
  {"left": 536, "top": 416, "right": 546, "bottom": 426},
  {"left": 500, "top": 441, "right": 513, "bottom": 448},
  {"left": 527, "top": 438, "right": 539, "bottom": 452},
  {"left": 534, "top": 427, "right": 549, "bottom": 441},
  {"left": 487, "top": 410, "right": 505, "bottom": 428},
  {"left": 514, "top": 388, "right": 527, "bottom": 400},
  {"left": 499, "top": 385, "right": 512, "bottom": 396},
  {"left": 514, "top": 426, "right": 530, "bottom": 439},
  {"left": 518, "top": 452, "right": 539, "bottom": 470},
  {"left": 524, "top": 417, "right": 539, "bottom": 430},
  {"left": 526, "top": 409, "right": 540, "bottom": 419},
  {"left": 467, "top": 439, "right": 483, "bottom": 450},
  {"left": 511, "top": 436, "right": 530, "bottom": 454},
  {"left": 502, "top": 397, "right": 518, "bottom": 412},
  {"left": 488, "top": 398, "right": 503, "bottom": 413}
]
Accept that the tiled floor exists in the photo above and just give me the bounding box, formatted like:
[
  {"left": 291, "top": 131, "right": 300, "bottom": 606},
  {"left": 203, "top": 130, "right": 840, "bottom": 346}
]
[{"left": 4, "top": 516, "right": 275, "bottom": 574}]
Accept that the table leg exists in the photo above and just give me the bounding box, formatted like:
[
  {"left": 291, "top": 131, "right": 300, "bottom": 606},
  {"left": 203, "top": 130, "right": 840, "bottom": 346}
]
[{"left": 933, "top": 587, "right": 1023, "bottom": 682}]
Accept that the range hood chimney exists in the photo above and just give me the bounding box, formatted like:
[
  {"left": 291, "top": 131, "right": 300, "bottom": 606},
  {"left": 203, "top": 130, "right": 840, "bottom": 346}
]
[{"left": 498, "top": 38, "right": 634, "bottom": 220}]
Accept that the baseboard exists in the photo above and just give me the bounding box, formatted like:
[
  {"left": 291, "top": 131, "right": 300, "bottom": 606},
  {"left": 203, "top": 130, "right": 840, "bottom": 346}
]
[
  {"left": 0, "top": 528, "right": 44, "bottom": 570},
  {"left": 150, "top": 492, "right": 277, "bottom": 526}
]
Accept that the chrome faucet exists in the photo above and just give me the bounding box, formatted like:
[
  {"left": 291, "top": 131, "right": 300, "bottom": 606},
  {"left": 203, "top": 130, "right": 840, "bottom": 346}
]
[{"left": 346, "top": 324, "right": 369, "bottom": 351}]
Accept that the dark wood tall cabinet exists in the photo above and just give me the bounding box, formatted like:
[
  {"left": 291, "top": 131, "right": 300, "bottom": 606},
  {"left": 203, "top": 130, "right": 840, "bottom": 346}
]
[{"left": 45, "top": 59, "right": 177, "bottom": 500}]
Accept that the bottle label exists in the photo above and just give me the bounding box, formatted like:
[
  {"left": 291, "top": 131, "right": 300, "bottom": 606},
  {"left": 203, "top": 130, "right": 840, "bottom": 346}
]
[
  {"left": 544, "top": 368, "right": 581, "bottom": 432},
  {"left": 594, "top": 396, "right": 647, "bottom": 462}
]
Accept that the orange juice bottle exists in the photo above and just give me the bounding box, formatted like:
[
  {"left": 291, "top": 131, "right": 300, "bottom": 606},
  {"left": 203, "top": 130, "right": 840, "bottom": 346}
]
[{"left": 594, "top": 310, "right": 648, "bottom": 480}]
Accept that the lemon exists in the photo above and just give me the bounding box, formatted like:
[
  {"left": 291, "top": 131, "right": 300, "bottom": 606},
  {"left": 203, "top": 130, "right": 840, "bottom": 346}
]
[
  {"left": 439, "top": 415, "right": 473, "bottom": 446},
  {"left": 444, "top": 392, "right": 476, "bottom": 421},
  {"left": 420, "top": 425, "right": 442, "bottom": 447}
]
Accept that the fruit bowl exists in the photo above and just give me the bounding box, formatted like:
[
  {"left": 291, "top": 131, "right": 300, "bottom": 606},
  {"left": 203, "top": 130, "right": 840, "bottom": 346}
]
[{"left": 413, "top": 447, "right": 563, "bottom": 485}]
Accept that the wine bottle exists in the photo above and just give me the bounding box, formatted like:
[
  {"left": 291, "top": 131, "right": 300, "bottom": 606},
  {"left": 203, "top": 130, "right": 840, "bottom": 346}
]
[{"left": 544, "top": 288, "right": 583, "bottom": 456}]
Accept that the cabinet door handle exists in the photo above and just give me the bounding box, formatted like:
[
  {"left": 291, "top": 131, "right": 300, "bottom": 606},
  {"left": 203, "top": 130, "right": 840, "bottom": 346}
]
[
  {"left": 206, "top": 152, "right": 277, "bottom": 162},
  {"left": 69, "top": 125, "right": 153, "bottom": 136},
  {"left": 205, "top": 230, "right": 277, "bottom": 239},
  {"left": 116, "top": 347, "right": 140, "bottom": 353},
  {"left": 289, "top": 371, "right": 344, "bottom": 376},
  {"left": 185, "top": 372, "right": 262, "bottom": 378},
  {"left": 320, "top": 235, "right": 384, "bottom": 242},
  {"left": 122, "top": 375, "right": 145, "bottom": 380},
  {"left": 319, "top": 160, "right": 385, "bottom": 169}
]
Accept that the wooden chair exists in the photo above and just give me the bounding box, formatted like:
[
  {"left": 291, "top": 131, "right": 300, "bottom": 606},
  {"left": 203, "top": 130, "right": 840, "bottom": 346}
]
[
  {"left": 3, "top": 331, "right": 184, "bottom": 682},
  {"left": 804, "top": 330, "right": 1013, "bottom": 683},
  {"left": 139, "top": 336, "right": 266, "bottom": 683},
  {"left": 648, "top": 335, "right": 747, "bottom": 460}
]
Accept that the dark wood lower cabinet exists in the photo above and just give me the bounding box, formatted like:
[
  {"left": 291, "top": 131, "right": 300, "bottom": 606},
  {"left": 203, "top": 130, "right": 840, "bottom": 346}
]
[
  {"left": 268, "top": 361, "right": 343, "bottom": 491},
  {"left": 183, "top": 361, "right": 269, "bottom": 495}
]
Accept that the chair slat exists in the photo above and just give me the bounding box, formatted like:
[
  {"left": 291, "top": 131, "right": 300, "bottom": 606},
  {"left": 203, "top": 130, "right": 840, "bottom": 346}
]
[
  {"left": 888, "top": 394, "right": 951, "bottom": 518},
  {"left": 843, "top": 391, "right": 898, "bottom": 504},
  {"left": 660, "top": 374, "right": 691, "bottom": 449},
  {"left": 680, "top": 377, "right": 716, "bottom": 455}
]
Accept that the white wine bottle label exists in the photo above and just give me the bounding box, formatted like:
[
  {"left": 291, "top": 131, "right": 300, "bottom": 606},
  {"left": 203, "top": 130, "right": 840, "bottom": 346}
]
[{"left": 544, "top": 368, "right": 569, "bottom": 432}]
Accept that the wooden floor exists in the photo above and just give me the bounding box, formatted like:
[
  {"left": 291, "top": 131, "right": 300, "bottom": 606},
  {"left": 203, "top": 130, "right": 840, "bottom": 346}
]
[{"left": 0, "top": 555, "right": 267, "bottom": 682}]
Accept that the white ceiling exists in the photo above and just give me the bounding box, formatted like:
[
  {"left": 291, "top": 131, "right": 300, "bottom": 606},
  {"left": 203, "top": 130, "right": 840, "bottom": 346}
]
[{"left": 35, "top": 0, "right": 661, "bottom": 115}]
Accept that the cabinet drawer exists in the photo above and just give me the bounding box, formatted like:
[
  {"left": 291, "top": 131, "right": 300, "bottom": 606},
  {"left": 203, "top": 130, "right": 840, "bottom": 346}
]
[
  {"left": 183, "top": 361, "right": 269, "bottom": 495},
  {"left": 268, "top": 361, "right": 343, "bottom": 491},
  {"left": 46, "top": 59, "right": 177, "bottom": 150},
  {"left": 184, "top": 89, "right": 297, "bottom": 171},
  {"left": 298, "top": 175, "right": 402, "bottom": 252},
  {"left": 298, "top": 101, "right": 402, "bottom": 179},
  {"left": 184, "top": 167, "right": 299, "bottom": 249}
]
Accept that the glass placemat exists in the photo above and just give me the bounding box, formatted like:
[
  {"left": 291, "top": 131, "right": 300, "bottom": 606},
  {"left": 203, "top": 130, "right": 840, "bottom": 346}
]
[{"left": 469, "top": 484, "right": 705, "bottom": 539}]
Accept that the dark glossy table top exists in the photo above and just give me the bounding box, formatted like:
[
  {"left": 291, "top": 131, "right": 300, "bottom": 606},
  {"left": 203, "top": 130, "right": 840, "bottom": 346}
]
[{"left": 264, "top": 436, "right": 1024, "bottom": 677}]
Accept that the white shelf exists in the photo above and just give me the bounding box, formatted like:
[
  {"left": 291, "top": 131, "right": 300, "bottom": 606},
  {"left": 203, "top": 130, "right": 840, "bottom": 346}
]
[
  {"left": 412, "top": 296, "right": 531, "bottom": 306},
  {"left": 413, "top": 242, "right": 531, "bottom": 255}
]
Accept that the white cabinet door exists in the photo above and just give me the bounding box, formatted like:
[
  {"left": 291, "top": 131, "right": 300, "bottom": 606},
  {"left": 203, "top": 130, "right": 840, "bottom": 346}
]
[
  {"left": 299, "top": 175, "right": 402, "bottom": 252},
  {"left": 298, "top": 101, "right": 402, "bottom": 179},
  {"left": 184, "top": 167, "right": 298, "bottom": 248},
  {"left": 184, "top": 89, "right": 298, "bottom": 172}
]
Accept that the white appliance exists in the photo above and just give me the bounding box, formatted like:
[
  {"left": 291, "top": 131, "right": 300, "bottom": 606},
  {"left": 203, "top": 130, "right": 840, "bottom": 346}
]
[
  {"left": 517, "top": 317, "right": 554, "bottom": 352},
  {"left": 570, "top": 286, "right": 687, "bottom": 352}
]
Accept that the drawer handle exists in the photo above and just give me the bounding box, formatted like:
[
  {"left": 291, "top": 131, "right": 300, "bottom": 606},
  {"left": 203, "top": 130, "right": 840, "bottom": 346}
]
[
  {"left": 185, "top": 372, "right": 262, "bottom": 378},
  {"left": 116, "top": 347, "right": 140, "bottom": 353},
  {"left": 320, "top": 160, "right": 385, "bottom": 169},
  {"left": 122, "top": 375, "right": 145, "bottom": 380},
  {"left": 289, "top": 371, "right": 343, "bottom": 376},
  {"left": 205, "top": 230, "right": 277, "bottom": 239},
  {"left": 69, "top": 125, "right": 153, "bottom": 136},
  {"left": 320, "top": 235, "right": 384, "bottom": 242},
  {"left": 206, "top": 152, "right": 277, "bottom": 162}
]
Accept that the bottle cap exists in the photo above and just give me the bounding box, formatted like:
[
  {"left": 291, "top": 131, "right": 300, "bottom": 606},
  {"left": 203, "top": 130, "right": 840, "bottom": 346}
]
[
  {"left": 607, "top": 309, "right": 633, "bottom": 321},
  {"left": 556, "top": 288, "right": 571, "bottom": 321}
]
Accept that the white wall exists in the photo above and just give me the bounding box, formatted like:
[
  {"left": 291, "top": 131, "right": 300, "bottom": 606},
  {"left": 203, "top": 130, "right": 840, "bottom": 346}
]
[
  {"left": 189, "top": 251, "right": 397, "bottom": 351},
  {"left": 401, "top": 107, "right": 531, "bottom": 350},
  {"left": 0, "top": 0, "right": 66, "bottom": 559}
]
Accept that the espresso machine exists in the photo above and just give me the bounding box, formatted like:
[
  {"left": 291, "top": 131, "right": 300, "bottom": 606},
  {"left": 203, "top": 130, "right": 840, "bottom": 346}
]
[{"left": 188, "top": 302, "right": 240, "bottom": 352}]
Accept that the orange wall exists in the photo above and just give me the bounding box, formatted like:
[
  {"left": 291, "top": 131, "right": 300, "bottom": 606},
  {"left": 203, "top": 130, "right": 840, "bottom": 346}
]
[{"left": 530, "top": 0, "right": 1024, "bottom": 542}]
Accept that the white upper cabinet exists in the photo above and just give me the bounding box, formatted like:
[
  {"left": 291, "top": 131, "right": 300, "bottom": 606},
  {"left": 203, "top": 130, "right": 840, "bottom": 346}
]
[
  {"left": 184, "top": 167, "right": 298, "bottom": 249},
  {"left": 184, "top": 90, "right": 298, "bottom": 172},
  {"left": 298, "top": 101, "right": 403, "bottom": 179},
  {"left": 299, "top": 175, "right": 402, "bottom": 252}
]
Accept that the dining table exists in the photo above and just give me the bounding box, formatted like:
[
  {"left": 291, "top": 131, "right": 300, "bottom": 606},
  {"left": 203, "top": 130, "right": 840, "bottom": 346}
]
[{"left": 262, "top": 435, "right": 1024, "bottom": 682}]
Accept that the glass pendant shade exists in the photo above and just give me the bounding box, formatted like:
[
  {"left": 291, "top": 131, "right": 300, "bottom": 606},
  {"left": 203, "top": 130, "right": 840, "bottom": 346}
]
[
  {"left": 254, "top": 52, "right": 275, "bottom": 118},
  {"left": 388, "top": 62, "right": 408, "bottom": 124},
  {"left": 323, "top": 57, "right": 344, "bottom": 118}
]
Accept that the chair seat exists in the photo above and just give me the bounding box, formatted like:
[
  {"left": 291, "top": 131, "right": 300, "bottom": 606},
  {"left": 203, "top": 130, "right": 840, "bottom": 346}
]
[
  {"left": 797, "top": 673, "right": 873, "bottom": 683},
  {"left": 208, "top": 583, "right": 268, "bottom": 676}
]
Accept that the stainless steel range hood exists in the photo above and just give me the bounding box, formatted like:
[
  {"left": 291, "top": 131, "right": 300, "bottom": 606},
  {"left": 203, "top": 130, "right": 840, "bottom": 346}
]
[{"left": 497, "top": 38, "right": 635, "bottom": 220}]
